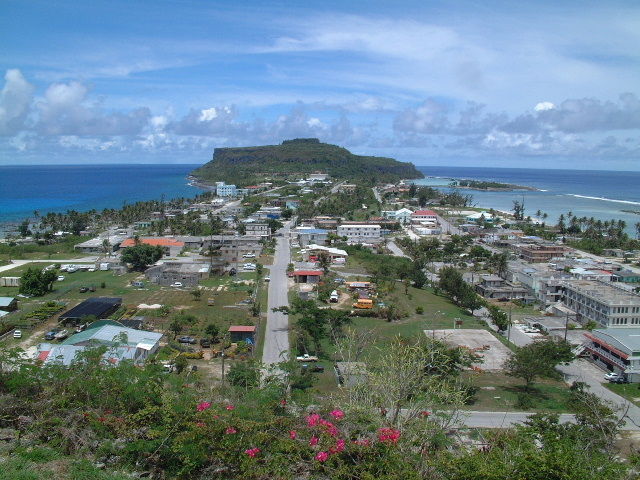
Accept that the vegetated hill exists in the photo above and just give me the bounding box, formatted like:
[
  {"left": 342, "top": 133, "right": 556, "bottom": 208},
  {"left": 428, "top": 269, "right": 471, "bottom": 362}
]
[{"left": 192, "top": 138, "right": 424, "bottom": 186}]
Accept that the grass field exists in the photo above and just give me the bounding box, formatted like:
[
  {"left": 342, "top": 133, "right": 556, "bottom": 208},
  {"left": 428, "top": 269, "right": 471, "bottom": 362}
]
[{"left": 605, "top": 383, "right": 640, "bottom": 407}]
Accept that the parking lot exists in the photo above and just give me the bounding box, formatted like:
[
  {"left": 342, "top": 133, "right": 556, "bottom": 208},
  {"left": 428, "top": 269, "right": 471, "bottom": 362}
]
[{"left": 425, "top": 329, "right": 512, "bottom": 371}]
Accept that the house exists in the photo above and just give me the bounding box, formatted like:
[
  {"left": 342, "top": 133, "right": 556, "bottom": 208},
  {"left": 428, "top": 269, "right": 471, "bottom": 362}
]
[
  {"left": 294, "top": 227, "right": 329, "bottom": 247},
  {"left": 74, "top": 235, "right": 127, "bottom": 254},
  {"left": 410, "top": 210, "right": 438, "bottom": 223},
  {"left": 216, "top": 182, "right": 237, "bottom": 197},
  {"left": 613, "top": 270, "right": 640, "bottom": 284},
  {"left": 291, "top": 270, "right": 323, "bottom": 284},
  {"left": 583, "top": 329, "right": 640, "bottom": 382},
  {"left": 228, "top": 325, "right": 256, "bottom": 344},
  {"left": 59, "top": 297, "right": 122, "bottom": 326},
  {"left": 337, "top": 224, "right": 381, "bottom": 244},
  {"left": 466, "top": 211, "right": 496, "bottom": 223},
  {"left": 308, "top": 173, "right": 329, "bottom": 182},
  {"left": 303, "top": 244, "right": 348, "bottom": 262},
  {"left": 0, "top": 297, "right": 18, "bottom": 312},
  {"left": 37, "top": 320, "right": 163, "bottom": 367},
  {"left": 145, "top": 261, "right": 212, "bottom": 286},
  {"left": 120, "top": 237, "right": 185, "bottom": 256}
]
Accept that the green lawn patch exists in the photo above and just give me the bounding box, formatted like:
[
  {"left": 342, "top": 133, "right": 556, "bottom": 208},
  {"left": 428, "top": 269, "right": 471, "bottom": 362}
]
[{"left": 605, "top": 382, "right": 640, "bottom": 407}]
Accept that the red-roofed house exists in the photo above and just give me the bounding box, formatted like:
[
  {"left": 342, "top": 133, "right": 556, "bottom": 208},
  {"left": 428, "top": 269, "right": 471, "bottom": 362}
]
[
  {"left": 120, "top": 237, "right": 185, "bottom": 256},
  {"left": 228, "top": 325, "right": 257, "bottom": 343},
  {"left": 291, "top": 270, "right": 323, "bottom": 284},
  {"left": 411, "top": 210, "right": 438, "bottom": 222}
]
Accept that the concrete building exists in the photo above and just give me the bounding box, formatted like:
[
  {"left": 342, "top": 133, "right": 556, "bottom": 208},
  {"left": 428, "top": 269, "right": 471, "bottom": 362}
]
[
  {"left": 0, "top": 297, "right": 18, "bottom": 312},
  {"left": 516, "top": 244, "right": 567, "bottom": 263},
  {"left": 245, "top": 223, "right": 271, "bottom": 238},
  {"left": 294, "top": 227, "right": 329, "bottom": 247},
  {"left": 410, "top": 210, "right": 438, "bottom": 223},
  {"left": 291, "top": 270, "right": 323, "bottom": 284},
  {"left": 382, "top": 208, "right": 413, "bottom": 224},
  {"left": 216, "top": 182, "right": 237, "bottom": 197},
  {"left": 120, "top": 237, "right": 185, "bottom": 256},
  {"left": 337, "top": 224, "right": 381, "bottom": 244},
  {"left": 466, "top": 211, "right": 497, "bottom": 223},
  {"left": 145, "top": 261, "right": 212, "bottom": 286},
  {"left": 474, "top": 275, "right": 530, "bottom": 301},
  {"left": 613, "top": 270, "right": 640, "bottom": 284},
  {"left": 583, "top": 329, "right": 640, "bottom": 381},
  {"left": 562, "top": 279, "right": 640, "bottom": 328},
  {"left": 302, "top": 244, "right": 348, "bottom": 262}
]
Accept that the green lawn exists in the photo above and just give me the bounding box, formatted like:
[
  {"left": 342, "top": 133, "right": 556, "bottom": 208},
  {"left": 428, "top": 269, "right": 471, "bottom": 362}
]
[
  {"left": 605, "top": 382, "right": 640, "bottom": 407},
  {"left": 465, "top": 372, "right": 575, "bottom": 412}
]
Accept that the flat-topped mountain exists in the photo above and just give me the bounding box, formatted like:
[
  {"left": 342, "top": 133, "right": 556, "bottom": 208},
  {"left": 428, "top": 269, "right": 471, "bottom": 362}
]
[{"left": 191, "top": 138, "right": 423, "bottom": 186}]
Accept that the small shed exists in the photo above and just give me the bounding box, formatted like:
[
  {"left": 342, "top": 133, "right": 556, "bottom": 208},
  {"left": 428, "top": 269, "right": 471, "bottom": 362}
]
[
  {"left": 0, "top": 297, "right": 18, "bottom": 312},
  {"left": 228, "top": 325, "right": 256, "bottom": 344},
  {"left": 292, "top": 270, "right": 323, "bottom": 284}
]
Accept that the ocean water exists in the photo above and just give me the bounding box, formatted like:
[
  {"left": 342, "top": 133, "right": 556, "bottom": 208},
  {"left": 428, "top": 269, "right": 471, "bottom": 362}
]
[
  {"left": 413, "top": 166, "right": 640, "bottom": 233},
  {"left": 0, "top": 164, "right": 204, "bottom": 224}
]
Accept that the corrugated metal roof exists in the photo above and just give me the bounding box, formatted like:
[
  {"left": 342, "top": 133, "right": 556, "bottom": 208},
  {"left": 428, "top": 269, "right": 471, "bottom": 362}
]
[
  {"left": 63, "top": 324, "right": 162, "bottom": 347},
  {"left": 229, "top": 325, "right": 256, "bottom": 332}
]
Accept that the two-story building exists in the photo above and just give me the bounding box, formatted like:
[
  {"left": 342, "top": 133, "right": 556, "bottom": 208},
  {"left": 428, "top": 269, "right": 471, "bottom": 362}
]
[
  {"left": 337, "top": 224, "right": 381, "bottom": 245},
  {"left": 583, "top": 329, "right": 640, "bottom": 382}
]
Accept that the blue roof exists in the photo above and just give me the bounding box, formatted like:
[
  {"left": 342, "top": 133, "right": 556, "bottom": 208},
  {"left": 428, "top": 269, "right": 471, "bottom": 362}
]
[{"left": 298, "top": 228, "right": 327, "bottom": 234}]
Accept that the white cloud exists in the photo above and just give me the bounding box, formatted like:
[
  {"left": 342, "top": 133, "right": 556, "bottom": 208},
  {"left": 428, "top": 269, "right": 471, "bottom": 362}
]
[
  {"left": 0, "top": 69, "right": 35, "bottom": 135},
  {"left": 534, "top": 101, "right": 556, "bottom": 112},
  {"left": 199, "top": 107, "right": 219, "bottom": 122}
]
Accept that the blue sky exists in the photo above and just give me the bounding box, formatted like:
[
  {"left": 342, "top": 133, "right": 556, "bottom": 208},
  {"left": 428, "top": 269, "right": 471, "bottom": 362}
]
[{"left": 1, "top": 0, "right": 639, "bottom": 170}]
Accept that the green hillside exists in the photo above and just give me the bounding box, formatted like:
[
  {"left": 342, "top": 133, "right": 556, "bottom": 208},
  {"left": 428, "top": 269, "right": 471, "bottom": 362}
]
[{"left": 192, "top": 138, "right": 423, "bottom": 186}]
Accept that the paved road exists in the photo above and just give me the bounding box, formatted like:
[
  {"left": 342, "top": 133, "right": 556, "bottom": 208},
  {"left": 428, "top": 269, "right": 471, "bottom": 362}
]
[
  {"left": 262, "top": 223, "right": 292, "bottom": 365},
  {"left": 387, "top": 239, "right": 410, "bottom": 258},
  {"left": 436, "top": 214, "right": 462, "bottom": 236},
  {"left": 0, "top": 257, "right": 99, "bottom": 274},
  {"left": 486, "top": 316, "right": 640, "bottom": 429},
  {"left": 457, "top": 411, "right": 577, "bottom": 429}
]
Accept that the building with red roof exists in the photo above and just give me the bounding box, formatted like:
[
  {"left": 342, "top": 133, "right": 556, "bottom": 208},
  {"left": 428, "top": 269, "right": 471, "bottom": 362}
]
[
  {"left": 228, "top": 325, "right": 257, "bottom": 343},
  {"left": 291, "top": 270, "right": 323, "bottom": 284}
]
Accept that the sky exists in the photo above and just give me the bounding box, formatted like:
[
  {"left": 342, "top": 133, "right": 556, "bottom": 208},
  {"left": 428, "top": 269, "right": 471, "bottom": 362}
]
[{"left": 1, "top": 0, "right": 639, "bottom": 170}]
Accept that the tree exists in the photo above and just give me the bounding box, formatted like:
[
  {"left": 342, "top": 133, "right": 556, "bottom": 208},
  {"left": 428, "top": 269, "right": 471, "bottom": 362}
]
[
  {"left": 204, "top": 323, "right": 220, "bottom": 342},
  {"left": 19, "top": 267, "right": 58, "bottom": 297},
  {"left": 317, "top": 251, "right": 331, "bottom": 274},
  {"left": 121, "top": 243, "right": 163, "bottom": 271},
  {"left": 487, "top": 304, "right": 509, "bottom": 331},
  {"left": 503, "top": 339, "right": 574, "bottom": 390},
  {"left": 227, "top": 361, "right": 260, "bottom": 388},
  {"left": 190, "top": 289, "right": 202, "bottom": 301},
  {"left": 168, "top": 318, "right": 184, "bottom": 339},
  {"left": 512, "top": 200, "right": 524, "bottom": 221}
]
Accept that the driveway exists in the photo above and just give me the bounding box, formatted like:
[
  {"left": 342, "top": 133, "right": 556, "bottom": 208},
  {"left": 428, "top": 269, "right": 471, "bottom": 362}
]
[{"left": 262, "top": 223, "right": 292, "bottom": 365}]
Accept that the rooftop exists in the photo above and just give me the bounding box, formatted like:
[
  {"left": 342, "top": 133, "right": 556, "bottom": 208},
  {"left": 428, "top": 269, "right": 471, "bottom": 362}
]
[
  {"left": 121, "top": 237, "right": 184, "bottom": 248},
  {"left": 587, "top": 329, "right": 640, "bottom": 355},
  {"left": 412, "top": 210, "right": 437, "bottom": 216},
  {"left": 228, "top": 325, "right": 256, "bottom": 332},
  {"left": 564, "top": 279, "right": 640, "bottom": 305}
]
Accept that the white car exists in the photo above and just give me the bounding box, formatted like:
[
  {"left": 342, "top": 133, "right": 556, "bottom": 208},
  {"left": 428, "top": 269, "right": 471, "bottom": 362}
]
[
  {"left": 13, "top": 330, "right": 22, "bottom": 339},
  {"left": 242, "top": 253, "right": 256, "bottom": 258},
  {"left": 604, "top": 372, "right": 619, "bottom": 381},
  {"left": 171, "top": 282, "right": 183, "bottom": 288},
  {"left": 57, "top": 275, "right": 65, "bottom": 281},
  {"left": 264, "top": 276, "right": 270, "bottom": 282}
]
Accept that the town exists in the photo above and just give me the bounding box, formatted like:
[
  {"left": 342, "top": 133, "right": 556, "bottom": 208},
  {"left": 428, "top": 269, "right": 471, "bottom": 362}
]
[{"left": 1, "top": 171, "right": 639, "bottom": 478}]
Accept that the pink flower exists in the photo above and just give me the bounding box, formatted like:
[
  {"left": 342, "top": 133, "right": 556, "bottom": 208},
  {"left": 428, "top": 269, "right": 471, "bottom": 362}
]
[
  {"left": 289, "top": 430, "right": 297, "bottom": 439},
  {"left": 195, "top": 421, "right": 206, "bottom": 428},
  {"left": 334, "top": 438, "right": 345, "bottom": 452},
  {"left": 421, "top": 411, "right": 431, "bottom": 418},
  {"left": 306, "top": 413, "right": 321, "bottom": 427},
  {"left": 196, "top": 402, "right": 211, "bottom": 412},
  {"left": 280, "top": 399, "right": 287, "bottom": 406},
  {"left": 309, "top": 436, "right": 319, "bottom": 446},
  {"left": 225, "top": 427, "right": 237, "bottom": 434},
  {"left": 315, "top": 451, "right": 329, "bottom": 462},
  {"left": 226, "top": 405, "right": 235, "bottom": 411},
  {"left": 330, "top": 409, "right": 344, "bottom": 420},
  {"left": 319, "top": 419, "right": 339, "bottom": 437},
  {"left": 244, "top": 447, "right": 260, "bottom": 458},
  {"left": 377, "top": 427, "right": 401, "bottom": 444},
  {"left": 353, "top": 438, "right": 371, "bottom": 447}
]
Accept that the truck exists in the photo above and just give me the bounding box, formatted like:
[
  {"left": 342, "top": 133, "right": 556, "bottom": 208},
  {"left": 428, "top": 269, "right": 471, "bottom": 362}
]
[
  {"left": 329, "top": 290, "right": 339, "bottom": 303},
  {"left": 352, "top": 298, "right": 374, "bottom": 309}
]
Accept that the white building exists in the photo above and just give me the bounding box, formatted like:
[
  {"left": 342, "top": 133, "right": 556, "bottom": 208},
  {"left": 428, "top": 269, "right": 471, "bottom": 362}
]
[
  {"left": 337, "top": 224, "right": 381, "bottom": 244},
  {"left": 382, "top": 208, "right": 413, "bottom": 224},
  {"left": 584, "top": 329, "right": 640, "bottom": 382},
  {"left": 308, "top": 173, "right": 329, "bottom": 182},
  {"left": 411, "top": 210, "right": 438, "bottom": 223},
  {"left": 216, "top": 182, "right": 237, "bottom": 197},
  {"left": 245, "top": 223, "right": 271, "bottom": 238},
  {"left": 562, "top": 279, "right": 640, "bottom": 328}
]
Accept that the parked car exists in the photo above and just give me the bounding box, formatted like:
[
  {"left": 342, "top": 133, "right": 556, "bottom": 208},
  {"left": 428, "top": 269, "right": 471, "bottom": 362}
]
[
  {"left": 57, "top": 275, "right": 65, "bottom": 281},
  {"left": 612, "top": 376, "right": 629, "bottom": 384},
  {"left": 75, "top": 323, "right": 88, "bottom": 333},
  {"left": 178, "top": 336, "right": 197, "bottom": 344},
  {"left": 264, "top": 276, "right": 271, "bottom": 282},
  {"left": 171, "top": 282, "right": 183, "bottom": 288},
  {"left": 242, "top": 253, "right": 256, "bottom": 258},
  {"left": 334, "top": 278, "right": 346, "bottom": 284},
  {"left": 45, "top": 329, "right": 60, "bottom": 340},
  {"left": 79, "top": 286, "right": 89, "bottom": 293},
  {"left": 54, "top": 329, "right": 69, "bottom": 340},
  {"left": 13, "top": 329, "right": 22, "bottom": 339},
  {"left": 604, "top": 372, "right": 620, "bottom": 381},
  {"left": 199, "top": 338, "right": 212, "bottom": 348}
]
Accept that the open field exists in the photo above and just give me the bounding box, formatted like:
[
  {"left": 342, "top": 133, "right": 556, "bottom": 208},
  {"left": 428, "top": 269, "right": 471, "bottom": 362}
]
[{"left": 427, "top": 329, "right": 511, "bottom": 371}]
